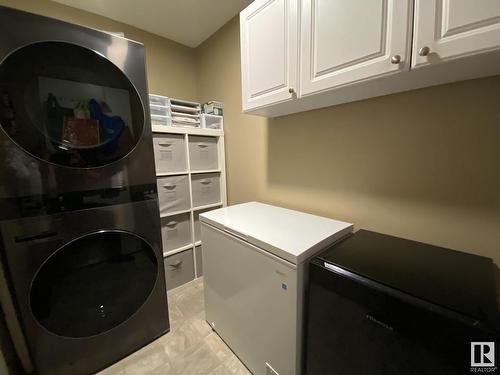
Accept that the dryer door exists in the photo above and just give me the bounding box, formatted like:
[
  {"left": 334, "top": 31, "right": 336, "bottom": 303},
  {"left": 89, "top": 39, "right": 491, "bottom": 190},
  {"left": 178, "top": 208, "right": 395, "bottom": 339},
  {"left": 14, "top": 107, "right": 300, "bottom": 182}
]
[
  {"left": 29, "top": 230, "right": 158, "bottom": 338},
  {"left": 0, "top": 41, "right": 144, "bottom": 168}
]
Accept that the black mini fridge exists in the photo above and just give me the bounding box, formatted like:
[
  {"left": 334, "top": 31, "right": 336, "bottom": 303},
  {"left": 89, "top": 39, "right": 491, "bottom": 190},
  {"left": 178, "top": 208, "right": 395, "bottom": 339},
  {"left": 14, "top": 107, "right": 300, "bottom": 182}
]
[{"left": 305, "top": 230, "right": 500, "bottom": 375}]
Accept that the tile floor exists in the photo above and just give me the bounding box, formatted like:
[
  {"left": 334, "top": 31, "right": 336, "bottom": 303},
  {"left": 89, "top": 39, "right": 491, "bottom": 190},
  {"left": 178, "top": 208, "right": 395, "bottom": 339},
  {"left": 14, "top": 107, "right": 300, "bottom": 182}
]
[{"left": 98, "top": 278, "right": 251, "bottom": 375}]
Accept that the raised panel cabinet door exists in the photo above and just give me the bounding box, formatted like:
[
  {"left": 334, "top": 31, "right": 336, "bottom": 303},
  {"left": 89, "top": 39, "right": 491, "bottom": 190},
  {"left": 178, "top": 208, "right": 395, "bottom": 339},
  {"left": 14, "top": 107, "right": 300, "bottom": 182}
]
[
  {"left": 300, "top": 0, "right": 412, "bottom": 96},
  {"left": 413, "top": 0, "right": 500, "bottom": 67},
  {"left": 240, "top": 0, "right": 298, "bottom": 111}
]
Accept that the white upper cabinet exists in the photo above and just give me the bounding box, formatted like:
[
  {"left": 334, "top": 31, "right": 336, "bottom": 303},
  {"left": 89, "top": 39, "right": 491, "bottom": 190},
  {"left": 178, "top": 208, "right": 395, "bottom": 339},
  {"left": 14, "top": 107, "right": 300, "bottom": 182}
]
[
  {"left": 413, "top": 0, "right": 500, "bottom": 67},
  {"left": 240, "top": 0, "right": 298, "bottom": 111},
  {"left": 239, "top": 0, "right": 500, "bottom": 116},
  {"left": 300, "top": 0, "right": 412, "bottom": 96}
]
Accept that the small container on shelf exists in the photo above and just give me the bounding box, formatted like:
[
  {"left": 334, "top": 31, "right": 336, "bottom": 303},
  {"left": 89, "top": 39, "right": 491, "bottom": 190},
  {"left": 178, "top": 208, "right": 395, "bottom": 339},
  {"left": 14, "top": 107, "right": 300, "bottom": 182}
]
[
  {"left": 149, "top": 94, "right": 169, "bottom": 107},
  {"left": 203, "top": 101, "right": 223, "bottom": 116},
  {"left": 151, "top": 115, "right": 171, "bottom": 127},
  {"left": 201, "top": 114, "right": 223, "bottom": 130},
  {"left": 150, "top": 104, "right": 170, "bottom": 117}
]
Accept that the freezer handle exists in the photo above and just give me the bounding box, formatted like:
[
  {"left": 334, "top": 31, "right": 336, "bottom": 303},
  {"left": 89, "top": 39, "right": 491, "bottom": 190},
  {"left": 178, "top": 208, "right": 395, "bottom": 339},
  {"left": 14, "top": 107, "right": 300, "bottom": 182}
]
[{"left": 223, "top": 226, "right": 248, "bottom": 241}]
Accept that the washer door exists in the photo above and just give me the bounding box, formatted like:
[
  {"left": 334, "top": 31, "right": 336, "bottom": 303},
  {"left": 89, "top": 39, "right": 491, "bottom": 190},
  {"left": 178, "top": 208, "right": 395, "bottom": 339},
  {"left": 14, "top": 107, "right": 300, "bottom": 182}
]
[
  {"left": 30, "top": 230, "right": 158, "bottom": 338},
  {"left": 0, "top": 41, "right": 144, "bottom": 168}
]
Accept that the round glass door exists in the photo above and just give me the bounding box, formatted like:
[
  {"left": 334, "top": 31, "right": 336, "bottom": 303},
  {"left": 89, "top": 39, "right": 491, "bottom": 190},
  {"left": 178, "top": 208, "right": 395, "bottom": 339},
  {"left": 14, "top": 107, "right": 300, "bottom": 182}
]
[
  {"left": 30, "top": 231, "right": 158, "bottom": 338},
  {"left": 0, "top": 41, "right": 144, "bottom": 168}
]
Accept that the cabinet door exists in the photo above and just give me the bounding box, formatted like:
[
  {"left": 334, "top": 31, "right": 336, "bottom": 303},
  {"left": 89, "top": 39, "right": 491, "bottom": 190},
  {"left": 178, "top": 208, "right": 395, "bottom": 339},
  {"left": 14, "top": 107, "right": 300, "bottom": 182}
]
[
  {"left": 413, "top": 0, "right": 500, "bottom": 67},
  {"left": 300, "top": 0, "right": 412, "bottom": 96},
  {"left": 240, "top": 0, "right": 298, "bottom": 111}
]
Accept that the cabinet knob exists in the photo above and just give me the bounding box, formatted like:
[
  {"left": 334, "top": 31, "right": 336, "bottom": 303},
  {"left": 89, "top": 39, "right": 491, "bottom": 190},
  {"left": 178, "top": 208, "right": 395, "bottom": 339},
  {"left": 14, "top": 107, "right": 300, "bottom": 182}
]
[
  {"left": 390, "top": 55, "right": 401, "bottom": 64},
  {"left": 418, "top": 46, "right": 430, "bottom": 56},
  {"left": 288, "top": 87, "right": 295, "bottom": 94}
]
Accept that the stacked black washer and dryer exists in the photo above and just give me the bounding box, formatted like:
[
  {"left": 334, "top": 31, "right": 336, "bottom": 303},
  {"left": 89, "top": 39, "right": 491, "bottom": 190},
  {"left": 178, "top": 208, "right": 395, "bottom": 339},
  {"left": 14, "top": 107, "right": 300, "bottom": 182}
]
[{"left": 0, "top": 6, "right": 169, "bottom": 375}]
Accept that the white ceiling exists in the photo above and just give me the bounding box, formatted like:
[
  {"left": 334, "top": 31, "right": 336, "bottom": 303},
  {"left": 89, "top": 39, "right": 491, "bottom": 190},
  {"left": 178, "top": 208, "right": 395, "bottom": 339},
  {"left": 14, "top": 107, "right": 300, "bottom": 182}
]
[{"left": 52, "top": 0, "right": 253, "bottom": 47}]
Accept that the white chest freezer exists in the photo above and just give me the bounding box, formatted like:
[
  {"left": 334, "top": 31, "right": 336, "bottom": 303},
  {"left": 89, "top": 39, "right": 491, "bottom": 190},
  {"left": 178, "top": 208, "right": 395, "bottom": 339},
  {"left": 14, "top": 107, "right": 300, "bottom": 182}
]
[{"left": 200, "top": 202, "right": 353, "bottom": 375}]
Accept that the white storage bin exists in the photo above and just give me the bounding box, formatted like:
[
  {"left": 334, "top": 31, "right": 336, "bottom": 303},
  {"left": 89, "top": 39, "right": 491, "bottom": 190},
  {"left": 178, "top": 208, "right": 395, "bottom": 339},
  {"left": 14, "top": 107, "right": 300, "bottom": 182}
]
[
  {"left": 161, "top": 212, "right": 192, "bottom": 252},
  {"left": 191, "top": 173, "right": 221, "bottom": 208},
  {"left": 164, "top": 249, "right": 195, "bottom": 290},
  {"left": 201, "top": 114, "right": 223, "bottom": 130},
  {"left": 157, "top": 175, "right": 190, "bottom": 215},
  {"left": 149, "top": 94, "right": 169, "bottom": 106},
  {"left": 153, "top": 134, "right": 187, "bottom": 174},
  {"left": 150, "top": 104, "right": 169, "bottom": 117},
  {"left": 151, "top": 115, "right": 171, "bottom": 127},
  {"left": 194, "top": 207, "right": 220, "bottom": 242},
  {"left": 188, "top": 136, "right": 218, "bottom": 171}
]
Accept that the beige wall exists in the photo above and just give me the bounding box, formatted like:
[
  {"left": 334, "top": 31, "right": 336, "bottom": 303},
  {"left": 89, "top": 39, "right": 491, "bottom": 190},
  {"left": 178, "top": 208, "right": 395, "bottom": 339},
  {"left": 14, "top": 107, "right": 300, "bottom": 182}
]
[
  {"left": 0, "top": 2, "right": 498, "bottom": 263},
  {"left": 197, "top": 17, "right": 500, "bottom": 263},
  {"left": 0, "top": 0, "right": 198, "bottom": 100}
]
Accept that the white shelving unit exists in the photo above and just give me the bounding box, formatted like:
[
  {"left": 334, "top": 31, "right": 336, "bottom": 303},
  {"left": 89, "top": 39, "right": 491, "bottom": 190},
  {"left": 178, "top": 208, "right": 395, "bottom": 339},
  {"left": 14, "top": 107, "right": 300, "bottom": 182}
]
[{"left": 150, "top": 94, "right": 227, "bottom": 290}]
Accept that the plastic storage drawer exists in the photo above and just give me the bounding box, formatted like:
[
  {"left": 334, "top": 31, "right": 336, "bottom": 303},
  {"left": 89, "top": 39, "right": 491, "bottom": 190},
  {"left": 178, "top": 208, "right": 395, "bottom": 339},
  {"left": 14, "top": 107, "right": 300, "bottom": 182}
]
[
  {"left": 191, "top": 173, "right": 221, "bottom": 208},
  {"left": 201, "top": 114, "right": 223, "bottom": 130},
  {"left": 151, "top": 115, "right": 171, "bottom": 127},
  {"left": 164, "top": 249, "right": 195, "bottom": 290},
  {"left": 150, "top": 104, "right": 169, "bottom": 117},
  {"left": 153, "top": 134, "right": 187, "bottom": 174},
  {"left": 149, "top": 94, "right": 169, "bottom": 106},
  {"left": 195, "top": 245, "right": 203, "bottom": 277},
  {"left": 157, "top": 175, "right": 190, "bottom": 215},
  {"left": 160, "top": 212, "right": 192, "bottom": 253},
  {"left": 188, "top": 136, "right": 218, "bottom": 171}
]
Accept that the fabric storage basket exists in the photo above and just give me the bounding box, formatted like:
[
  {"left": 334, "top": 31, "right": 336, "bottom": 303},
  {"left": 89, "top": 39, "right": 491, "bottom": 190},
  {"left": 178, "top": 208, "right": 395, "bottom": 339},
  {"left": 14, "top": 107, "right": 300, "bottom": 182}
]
[
  {"left": 153, "top": 134, "right": 187, "bottom": 174},
  {"left": 193, "top": 208, "right": 219, "bottom": 242},
  {"left": 195, "top": 245, "right": 203, "bottom": 277},
  {"left": 161, "top": 212, "right": 192, "bottom": 252},
  {"left": 188, "top": 135, "right": 218, "bottom": 171},
  {"left": 157, "top": 175, "right": 190, "bottom": 215},
  {"left": 164, "top": 249, "right": 195, "bottom": 290},
  {"left": 191, "top": 173, "right": 221, "bottom": 208}
]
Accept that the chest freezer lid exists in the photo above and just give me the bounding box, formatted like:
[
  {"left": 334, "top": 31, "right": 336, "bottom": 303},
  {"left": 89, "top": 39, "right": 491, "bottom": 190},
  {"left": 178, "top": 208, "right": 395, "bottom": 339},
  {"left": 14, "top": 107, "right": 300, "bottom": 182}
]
[{"left": 200, "top": 202, "right": 353, "bottom": 265}]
